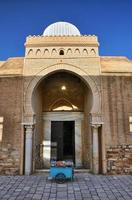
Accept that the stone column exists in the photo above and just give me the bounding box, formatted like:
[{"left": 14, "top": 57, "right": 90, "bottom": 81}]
[
  {"left": 92, "top": 124, "right": 101, "bottom": 174},
  {"left": 43, "top": 120, "right": 51, "bottom": 168},
  {"left": 75, "top": 120, "right": 82, "bottom": 168},
  {"left": 24, "top": 124, "right": 34, "bottom": 175}
]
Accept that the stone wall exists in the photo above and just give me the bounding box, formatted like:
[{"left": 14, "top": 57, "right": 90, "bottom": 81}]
[
  {"left": 102, "top": 75, "right": 132, "bottom": 174},
  {"left": 0, "top": 76, "right": 23, "bottom": 175},
  {"left": 102, "top": 76, "right": 132, "bottom": 146},
  {"left": 107, "top": 145, "right": 132, "bottom": 174},
  {"left": 0, "top": 144, "right": 20, "bottom": 175}
]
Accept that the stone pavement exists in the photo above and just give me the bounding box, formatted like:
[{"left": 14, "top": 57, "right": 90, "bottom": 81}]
[{"left": 0, "top": 173, "right": 132, "bottom": 200}]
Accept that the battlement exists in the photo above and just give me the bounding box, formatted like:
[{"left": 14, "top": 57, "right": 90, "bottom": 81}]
[{"left": 25, "top": 35, "right": 99, "bottom": 47}]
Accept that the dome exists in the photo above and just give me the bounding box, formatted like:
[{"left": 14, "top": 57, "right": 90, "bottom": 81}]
[{"left": 43, "top": 22, "right": 81, "bottom": 36}]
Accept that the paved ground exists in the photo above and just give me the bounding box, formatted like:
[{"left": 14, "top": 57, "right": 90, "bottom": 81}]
[{"left": 0, "top": 173, "right": 132, "bottom": 200}]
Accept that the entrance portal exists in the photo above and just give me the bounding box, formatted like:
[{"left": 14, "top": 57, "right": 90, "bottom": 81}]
[
  {"left": 51, "top": 121, "right": 75, "bottom": 162},
  {"left": 31, "top": 71, "right": 94, "bottom": 171},
  {"left": 24, "top": 65, "right": 103, "bottom": 174}
]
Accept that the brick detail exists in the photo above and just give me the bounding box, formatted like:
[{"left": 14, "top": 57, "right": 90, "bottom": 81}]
[
  {"left": 0, "top": 144, "right": 20, "bottom": 175},
  {"left": 107, "top": 145, "right": 132, "bottom": 174},
  {"left": 0, "top": 76, "right": 23, "bottom": 175}
]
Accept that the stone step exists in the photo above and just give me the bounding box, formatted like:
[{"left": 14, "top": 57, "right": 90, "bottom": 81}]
[{"left": 34, "top": 168, "right": 90, "bottom": 175}]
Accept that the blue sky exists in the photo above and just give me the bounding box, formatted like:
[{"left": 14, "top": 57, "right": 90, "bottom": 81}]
[{"left": 0, "top": 0, "right": 132, "bottom": 60}]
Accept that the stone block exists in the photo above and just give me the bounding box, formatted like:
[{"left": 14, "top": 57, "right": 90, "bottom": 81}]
[{"left": 107, "top": 145, "right": 132, "bottom": 174}]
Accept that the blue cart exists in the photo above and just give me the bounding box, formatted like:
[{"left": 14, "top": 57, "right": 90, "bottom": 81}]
[{"left": 49, "top": 166, "right": 74, "bottom": 183}]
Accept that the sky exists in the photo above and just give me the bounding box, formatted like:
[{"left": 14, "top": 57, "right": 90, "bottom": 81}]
[{"left": 0, "top": 0, "right": 132, "bottom": 60}]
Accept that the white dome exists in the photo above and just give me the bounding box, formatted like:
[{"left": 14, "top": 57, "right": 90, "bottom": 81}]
[{"left": 43, "top": 22, "right": 81, "bottom": 36}]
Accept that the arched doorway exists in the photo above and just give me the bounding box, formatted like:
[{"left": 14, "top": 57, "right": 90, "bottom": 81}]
[
  {"left": 32, "top": 71, "right": 92, "bottom": 170},
  {"left": 23, "top": 63, "right": 104, "bottom": 175}
]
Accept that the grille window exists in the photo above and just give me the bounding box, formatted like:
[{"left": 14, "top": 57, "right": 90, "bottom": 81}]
[{"left": 59, "top": 50, "right": 64, "bottom": 55}]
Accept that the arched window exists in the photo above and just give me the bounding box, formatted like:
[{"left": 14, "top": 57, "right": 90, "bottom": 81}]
[
  {"left": 0, "top": 116, "right": 4, "bottom": 142},
  {"left": 59, "top": 50, "right": 64, "bottom": 55}
]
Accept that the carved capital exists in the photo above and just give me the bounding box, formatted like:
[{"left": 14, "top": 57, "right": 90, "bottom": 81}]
[
  {"left": 24, "top": 124, "right": 35, "bottom": 137},
  {"left": 89, "top": 113, "right": 103, "bottom": 126},
  {"left": 91, "top": 124, "right": 101, "bottom": 129}
]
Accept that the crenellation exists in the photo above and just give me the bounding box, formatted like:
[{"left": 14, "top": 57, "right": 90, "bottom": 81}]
[{"left": 25, "top": 35, "right": 99, "bottom": 47}]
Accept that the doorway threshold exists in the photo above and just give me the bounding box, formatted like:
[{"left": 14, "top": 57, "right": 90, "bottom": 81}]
[{"left": 34, "top": 168, "right": 90, "bottom": 175}]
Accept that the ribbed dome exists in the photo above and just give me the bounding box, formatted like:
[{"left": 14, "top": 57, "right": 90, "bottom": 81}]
[{"left": 43, "top": 22, "right": 81, "bottom": 36}]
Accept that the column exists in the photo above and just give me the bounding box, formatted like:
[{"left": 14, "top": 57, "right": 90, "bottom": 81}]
[
  {"left": 25, "top": 125, "right": 34, "bottom": 175},
  {"left": 92, "top": 124, "right": 100, "bottom": 174},
  {"left": 43, "top": 120, "right": 51, "bottom": 168},
  {"left": 75, "top": 120, "right": 82, "bottom": 168}
]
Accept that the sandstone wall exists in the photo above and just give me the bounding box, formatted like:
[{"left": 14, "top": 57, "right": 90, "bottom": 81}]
[
  {"left": 0, "top": 77, "right": 23, "bottom": 175},
  {"left": 107, "top": 145, "right": 132, "bottom": 174},
  {"left": 102, "top": 75, "right": 132, "bottom": 174},
  {"left": 102, "top": 76, "right": 132, "bottom": 145}
]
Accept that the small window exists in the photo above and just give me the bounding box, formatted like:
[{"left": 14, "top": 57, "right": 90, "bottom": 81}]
[
  {"left": 0, "top": 116, "right": 4, "bottom": 142},
  {"left": 59, "top": 50, "right": 64, "bottom": 55},
  {"left": 129, "top": 115, "right": 132, "bottom": 133}
]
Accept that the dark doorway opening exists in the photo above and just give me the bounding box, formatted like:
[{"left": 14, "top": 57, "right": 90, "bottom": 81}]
[{"left": 51, "top": 121, "right": 75, "bottom": 163}]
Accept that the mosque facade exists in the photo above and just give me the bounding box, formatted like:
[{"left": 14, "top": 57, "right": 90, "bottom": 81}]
[{"left": 0, "top": 22, "right": 132, "bottom": 175}]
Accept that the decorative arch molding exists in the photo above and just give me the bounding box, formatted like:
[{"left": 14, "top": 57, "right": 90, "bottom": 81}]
[
  {"left": 75, "top": 48, "right": 80, "bottom": 55},
  {"left": 44, "top": 49, "right": 49, "bottom": 55},
  {"left": 66, "top": 48, "right": 72, "bottom": 55},
  {"left": 24, "top": 63, "right": 101, "bottom": 122},
  {"left": 83, "top": 49, "right": 88, "bottom": 56},
  {"left": 90, "top": 48, "right": 96, "bottom": 56},
  {"left": 36, "top": 49, "right": 41, "bottom": 56},
  {"left": 27, "top": 49, "right": 33, "bottom": 56},
  {"left": 51, "top": 48, "right": 57, "bottom": 55},
  {"left": 49, "top": 98, "right": 75, "bottom": 111}
]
